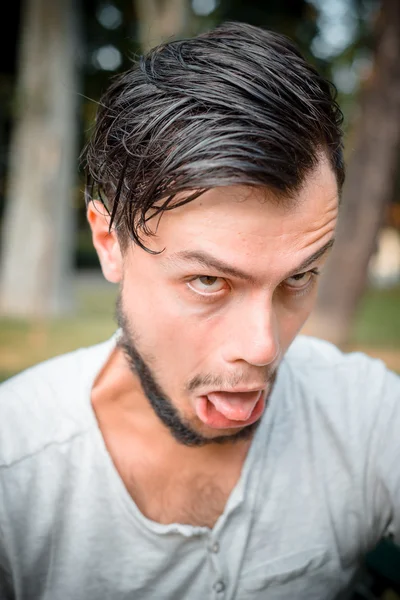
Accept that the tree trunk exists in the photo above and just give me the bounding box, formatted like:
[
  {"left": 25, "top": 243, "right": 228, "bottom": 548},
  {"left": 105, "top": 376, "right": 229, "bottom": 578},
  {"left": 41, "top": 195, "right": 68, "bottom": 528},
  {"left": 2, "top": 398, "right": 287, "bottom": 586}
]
[
  {"left": 306, "top": 0, "right": 400, "bottom": 346},
  {"left": 134, "top": 0, "right": 190, "bottom": 53},
  {"left": 0, "top": 0, "right": 80, "bottom": 317}
]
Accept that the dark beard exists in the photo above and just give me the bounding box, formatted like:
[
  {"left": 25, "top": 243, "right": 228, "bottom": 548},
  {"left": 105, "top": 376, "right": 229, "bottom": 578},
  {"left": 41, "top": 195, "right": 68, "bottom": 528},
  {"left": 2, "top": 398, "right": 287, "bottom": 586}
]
[{"left": 115, "top": 296, "right": 265, "bottom": 447}]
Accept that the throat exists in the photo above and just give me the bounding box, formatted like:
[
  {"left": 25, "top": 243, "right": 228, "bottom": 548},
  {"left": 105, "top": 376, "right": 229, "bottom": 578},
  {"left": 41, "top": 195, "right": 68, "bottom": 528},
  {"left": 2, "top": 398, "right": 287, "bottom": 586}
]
[
  {"left": 98, "top": 415, "right": 251, "bottom": 527},
  {"left": 132, "top": 472, "right": 233, "bottom": 528},
  {"left": 122, "top": 441, "right": 251, "bottom": 527}
]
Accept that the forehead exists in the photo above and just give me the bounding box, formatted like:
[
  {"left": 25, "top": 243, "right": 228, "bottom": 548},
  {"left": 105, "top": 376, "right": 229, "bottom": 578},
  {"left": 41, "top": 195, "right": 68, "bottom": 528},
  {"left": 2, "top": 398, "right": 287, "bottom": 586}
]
[{"left": 142, "top": 159, "right": 339, "bottom": 266}]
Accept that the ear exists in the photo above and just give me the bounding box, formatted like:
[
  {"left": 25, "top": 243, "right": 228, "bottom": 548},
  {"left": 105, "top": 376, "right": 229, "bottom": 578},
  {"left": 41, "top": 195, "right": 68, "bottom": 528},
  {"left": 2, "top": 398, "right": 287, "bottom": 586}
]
[{"left": 87, "top": 201, "right": 123, "bottom": 284}]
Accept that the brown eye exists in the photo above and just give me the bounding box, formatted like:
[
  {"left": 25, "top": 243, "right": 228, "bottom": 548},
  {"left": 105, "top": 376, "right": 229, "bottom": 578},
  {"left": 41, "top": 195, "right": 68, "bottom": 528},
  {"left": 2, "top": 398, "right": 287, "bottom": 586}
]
[
  {"left": 199, "top": 276, "right": 218, "bottom": 286},
  {"left": 284, "top": 270, "right": 317, "bottom": 290},
  {"left": 188, "top": 276, "right": 226, "bottom": 294}
]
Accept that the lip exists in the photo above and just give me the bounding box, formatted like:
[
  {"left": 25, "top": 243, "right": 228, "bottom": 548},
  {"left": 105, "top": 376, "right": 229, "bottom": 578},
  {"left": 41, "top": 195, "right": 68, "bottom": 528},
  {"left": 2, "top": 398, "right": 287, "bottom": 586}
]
[{"left": 201, "top": 386, "right": 266, "bottom": 395}]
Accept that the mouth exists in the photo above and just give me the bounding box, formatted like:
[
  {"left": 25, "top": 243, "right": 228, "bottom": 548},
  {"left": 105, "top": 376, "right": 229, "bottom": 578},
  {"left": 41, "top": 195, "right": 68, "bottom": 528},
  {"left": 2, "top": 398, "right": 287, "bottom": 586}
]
[{"left": 194, "top": 389, "right": 266, "bottom": 430}]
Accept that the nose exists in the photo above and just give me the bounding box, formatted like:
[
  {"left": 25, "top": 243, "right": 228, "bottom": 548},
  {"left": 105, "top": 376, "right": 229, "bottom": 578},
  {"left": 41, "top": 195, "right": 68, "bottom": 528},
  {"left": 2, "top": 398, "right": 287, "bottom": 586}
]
[{"left": 223, "top": 297, "right": 280, "bottom": 367}]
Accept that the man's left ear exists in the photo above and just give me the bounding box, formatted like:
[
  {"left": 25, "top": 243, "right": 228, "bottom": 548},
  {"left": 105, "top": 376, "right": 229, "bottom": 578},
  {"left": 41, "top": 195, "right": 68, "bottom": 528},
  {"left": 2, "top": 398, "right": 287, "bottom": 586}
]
[{"left": 87, "top": 201, "right": 123, "bottom": 284}]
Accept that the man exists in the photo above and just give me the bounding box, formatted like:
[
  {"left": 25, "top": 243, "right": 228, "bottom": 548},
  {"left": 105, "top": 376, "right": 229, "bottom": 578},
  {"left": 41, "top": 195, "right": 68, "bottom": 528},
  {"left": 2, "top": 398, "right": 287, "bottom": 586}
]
[{"left": 0, "top": 21, "right": 399, "bottom": 600}]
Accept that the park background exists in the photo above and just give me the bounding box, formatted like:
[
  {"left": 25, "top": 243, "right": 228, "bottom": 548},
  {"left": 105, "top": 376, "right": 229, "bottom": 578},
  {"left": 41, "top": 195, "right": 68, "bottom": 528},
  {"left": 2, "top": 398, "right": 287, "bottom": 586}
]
[
  {"left": 1, "top": 0, "right": 400, "bottom": 383},
  {"left": 0, "top": 1, "right": 399, "bottom": 598}
]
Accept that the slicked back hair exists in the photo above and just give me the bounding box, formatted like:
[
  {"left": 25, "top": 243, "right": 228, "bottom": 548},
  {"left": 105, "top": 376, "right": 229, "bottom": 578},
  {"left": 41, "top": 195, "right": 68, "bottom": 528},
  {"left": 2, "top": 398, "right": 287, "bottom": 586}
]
[{"left": 83, "top": 21, "right": 344, "bottom": 252}]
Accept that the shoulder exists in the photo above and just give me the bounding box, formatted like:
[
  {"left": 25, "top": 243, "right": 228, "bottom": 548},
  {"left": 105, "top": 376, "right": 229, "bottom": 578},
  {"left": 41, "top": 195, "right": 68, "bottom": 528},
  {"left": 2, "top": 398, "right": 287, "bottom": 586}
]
[
  {"left": 285, "top": 334, "right": 397, "bottom": 385},
  {"left": 279, "top": 337, "right": 400, "bottom": 548},
  {"left": 0, "top": 337, "right": 115, "bottom": 468},
  {"left": 283, "top": 334, "right": 400, "bottom": 438}
]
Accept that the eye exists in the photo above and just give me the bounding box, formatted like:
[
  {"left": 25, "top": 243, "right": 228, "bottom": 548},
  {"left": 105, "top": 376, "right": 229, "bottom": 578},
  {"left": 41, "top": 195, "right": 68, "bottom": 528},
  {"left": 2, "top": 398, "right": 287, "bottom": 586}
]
[
  {"left": 187, "top": 276, "right": 227, "bottom": 294},
  {"left": 283, "top": 269, "right": 319, "bottom": 290}
]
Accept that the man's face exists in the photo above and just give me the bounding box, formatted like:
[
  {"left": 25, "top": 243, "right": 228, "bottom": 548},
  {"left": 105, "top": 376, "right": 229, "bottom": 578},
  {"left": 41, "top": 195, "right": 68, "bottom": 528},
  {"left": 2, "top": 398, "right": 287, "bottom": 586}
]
[{"left": 112, "top": 159, "right": 338, "bottom": 443}]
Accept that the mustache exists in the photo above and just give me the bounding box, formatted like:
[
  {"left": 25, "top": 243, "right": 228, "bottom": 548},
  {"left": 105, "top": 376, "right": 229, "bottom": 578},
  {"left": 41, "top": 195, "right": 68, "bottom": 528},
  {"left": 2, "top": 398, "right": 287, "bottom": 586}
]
[{"left": 187, "top": 367, "right": 277, "bottom": 393}]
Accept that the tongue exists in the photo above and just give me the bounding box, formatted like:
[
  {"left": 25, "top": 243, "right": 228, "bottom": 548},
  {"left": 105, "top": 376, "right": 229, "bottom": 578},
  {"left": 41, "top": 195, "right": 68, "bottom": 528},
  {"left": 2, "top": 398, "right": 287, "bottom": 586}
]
[{"left": 206, "top": 391, "right": 261, "bottom": 421}]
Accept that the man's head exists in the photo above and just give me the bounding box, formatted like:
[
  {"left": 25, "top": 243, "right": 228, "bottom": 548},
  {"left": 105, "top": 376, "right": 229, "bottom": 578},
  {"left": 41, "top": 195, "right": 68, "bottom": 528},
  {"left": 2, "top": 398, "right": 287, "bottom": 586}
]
[{"left": 83, "top": 22, "right": 342, "bottom": 445}]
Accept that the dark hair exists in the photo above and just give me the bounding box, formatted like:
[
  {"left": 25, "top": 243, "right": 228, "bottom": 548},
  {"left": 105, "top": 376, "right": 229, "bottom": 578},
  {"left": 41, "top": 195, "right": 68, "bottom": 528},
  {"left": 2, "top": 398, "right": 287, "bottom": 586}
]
[{"left": 83, "top": 21, "right": 344, "bottom": 251}]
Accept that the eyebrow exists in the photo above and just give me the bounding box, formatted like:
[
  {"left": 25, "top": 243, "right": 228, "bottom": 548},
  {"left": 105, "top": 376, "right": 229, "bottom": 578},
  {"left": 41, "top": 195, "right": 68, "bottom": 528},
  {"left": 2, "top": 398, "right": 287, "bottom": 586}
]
[
  {"left": 292, "top": 237, "right": 335, "bottom": 274},
  {"left": 166, "top": 238, "right": 335, "bottom": 282}
]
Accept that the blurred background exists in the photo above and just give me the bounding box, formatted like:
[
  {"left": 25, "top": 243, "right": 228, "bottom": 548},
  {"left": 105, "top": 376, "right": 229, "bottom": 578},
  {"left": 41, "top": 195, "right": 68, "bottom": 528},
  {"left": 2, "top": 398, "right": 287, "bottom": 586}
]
[
  {"left": 0, "top": 0, "right": 399, "bottom": 597},
  {"left": 0, "top": 0, "right": 400, "bottom": 378}
]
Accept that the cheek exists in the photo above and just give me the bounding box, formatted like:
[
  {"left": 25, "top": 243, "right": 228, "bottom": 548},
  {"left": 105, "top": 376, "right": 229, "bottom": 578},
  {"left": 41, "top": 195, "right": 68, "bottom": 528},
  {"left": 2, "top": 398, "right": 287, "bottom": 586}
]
[{"left": 123, "top": 277, "right": 210, "bottom": 368}]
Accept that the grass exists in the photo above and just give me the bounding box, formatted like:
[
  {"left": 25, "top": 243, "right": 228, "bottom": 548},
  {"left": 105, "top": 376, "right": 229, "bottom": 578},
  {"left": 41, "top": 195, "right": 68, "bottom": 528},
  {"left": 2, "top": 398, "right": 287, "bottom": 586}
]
[
  {"left": 0, "top": 281, "right": 399, "bottom": 383},
  {"left": 352, "top": 286, "right": 400, "bottom": 349},
  {"left": 349, "top": 285, "right": 400, "bottom": 373},
  {"left": 0, "top": 285, "right": 117, "bottom": 382}
]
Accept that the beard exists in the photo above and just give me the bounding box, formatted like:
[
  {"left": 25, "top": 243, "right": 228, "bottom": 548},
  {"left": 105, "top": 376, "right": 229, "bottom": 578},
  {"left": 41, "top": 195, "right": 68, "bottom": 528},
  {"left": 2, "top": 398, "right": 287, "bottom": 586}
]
[{"left": 115, "top": 294, "right": 276, "bottom": 447}]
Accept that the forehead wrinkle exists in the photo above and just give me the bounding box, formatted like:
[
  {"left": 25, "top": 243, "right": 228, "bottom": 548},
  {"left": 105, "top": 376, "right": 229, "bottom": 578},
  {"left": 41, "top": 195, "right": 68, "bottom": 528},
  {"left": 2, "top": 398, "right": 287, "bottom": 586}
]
[
  {"left": 290, "top": 213, "right": 337, "bottom": 249},
  {"left": 287, "top": 237, "right": 335, "bottom": 275}
]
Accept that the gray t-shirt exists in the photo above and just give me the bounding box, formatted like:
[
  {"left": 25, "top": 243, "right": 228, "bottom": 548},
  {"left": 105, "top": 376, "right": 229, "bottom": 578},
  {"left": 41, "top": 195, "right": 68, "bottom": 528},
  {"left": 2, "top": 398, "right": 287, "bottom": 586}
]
[{"left": 0, "top": 335, "right": 399, "bottom": 600}]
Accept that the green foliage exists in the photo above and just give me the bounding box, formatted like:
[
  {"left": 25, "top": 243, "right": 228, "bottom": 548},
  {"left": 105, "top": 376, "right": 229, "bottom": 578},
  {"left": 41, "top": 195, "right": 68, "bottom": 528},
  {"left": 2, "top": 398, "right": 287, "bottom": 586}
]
[{"left": 352, "top": 286, "right": 400, "bottom": 349}]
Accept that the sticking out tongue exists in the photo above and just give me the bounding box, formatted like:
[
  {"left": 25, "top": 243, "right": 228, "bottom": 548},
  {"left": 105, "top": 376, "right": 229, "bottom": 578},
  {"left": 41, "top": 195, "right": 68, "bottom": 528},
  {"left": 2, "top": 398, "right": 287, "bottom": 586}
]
[{"left": 206, "top": 391, "right": 261, "bottom": 421}]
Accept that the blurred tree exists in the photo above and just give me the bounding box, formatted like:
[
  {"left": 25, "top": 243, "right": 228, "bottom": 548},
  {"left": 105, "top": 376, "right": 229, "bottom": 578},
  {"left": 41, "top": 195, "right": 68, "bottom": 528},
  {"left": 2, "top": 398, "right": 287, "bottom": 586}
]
[
  {"left": 220, "top": 0, "right": 320, "bottom": 66},
  {"left": 134, "top": 0, "right": 191, "bottom": 52},
  {"left": 308, "top": 0, "right": 400, "bottom": 345},
  {"left": 0, "top": 0, "right": 81, "bottom": 317}
]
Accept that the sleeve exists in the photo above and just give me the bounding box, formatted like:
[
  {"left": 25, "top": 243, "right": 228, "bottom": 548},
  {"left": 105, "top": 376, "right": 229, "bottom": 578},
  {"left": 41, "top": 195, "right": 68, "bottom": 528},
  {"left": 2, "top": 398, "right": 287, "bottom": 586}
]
[
  {"left": 0, "top": 517, "right": 13, "bottom": 600},
  {"left": 364, "top": 360, "right": 400, "bottom": 545},
  {"left": 0, "top": 387, "right": 16, "bottom": 599}
]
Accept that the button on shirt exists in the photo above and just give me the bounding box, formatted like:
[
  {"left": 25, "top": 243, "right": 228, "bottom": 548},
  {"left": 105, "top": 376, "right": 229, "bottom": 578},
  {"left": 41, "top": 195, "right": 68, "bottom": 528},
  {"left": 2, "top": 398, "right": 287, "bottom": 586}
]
[
  {"left": 213, "top": 580, "right": 225, "bottom": 593},
  {"left": 0, "top": 335, "right": 399, "bottom": 600}
]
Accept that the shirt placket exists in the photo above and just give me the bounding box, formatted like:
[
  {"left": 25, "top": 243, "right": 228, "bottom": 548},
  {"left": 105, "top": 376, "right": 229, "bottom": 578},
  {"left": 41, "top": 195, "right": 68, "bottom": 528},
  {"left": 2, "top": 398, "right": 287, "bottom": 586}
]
[{"left": 207, "top": 534, "right": 227, "bottom": 599}]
